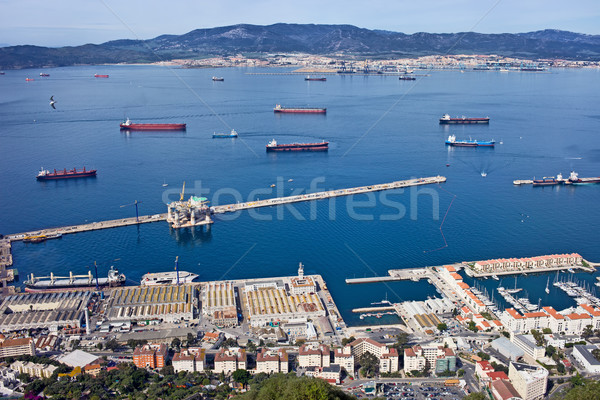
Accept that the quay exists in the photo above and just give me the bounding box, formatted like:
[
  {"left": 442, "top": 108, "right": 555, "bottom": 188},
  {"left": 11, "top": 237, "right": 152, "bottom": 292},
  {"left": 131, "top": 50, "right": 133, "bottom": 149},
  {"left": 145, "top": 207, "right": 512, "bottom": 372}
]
[
  {"left": 5, "top": 214, "right": 168, "bottom": 242},
  {"left": 211, "top": 176, "right": 446, "bottom": 215},
  {"left": 465, "top": 264, "right": 594, "bottom": 278},
  {"left": 6, "top": 176, "right": 446, "bottom": 239},
  {"left": 345, "top": 267, "right": 430, "bottom": 284},
  {"left": 352, "top": 306, "right": 395, "bottom": 313},
  {"left": 464, "top": 253, "right": 595, "bottom": 278}
]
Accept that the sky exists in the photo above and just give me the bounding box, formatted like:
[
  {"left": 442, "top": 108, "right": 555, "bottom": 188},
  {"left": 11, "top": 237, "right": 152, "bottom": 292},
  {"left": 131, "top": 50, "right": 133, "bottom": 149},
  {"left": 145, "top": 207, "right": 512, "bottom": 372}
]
[{"left": 0, "top": 0, "right": 599, "bottom": 47}]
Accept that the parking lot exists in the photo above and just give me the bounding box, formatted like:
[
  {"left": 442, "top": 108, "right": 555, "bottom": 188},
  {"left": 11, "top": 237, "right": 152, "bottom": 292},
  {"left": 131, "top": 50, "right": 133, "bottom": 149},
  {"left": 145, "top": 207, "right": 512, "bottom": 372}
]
[{"left": 346, "top": 382, "right": 465, "bottom": 399}]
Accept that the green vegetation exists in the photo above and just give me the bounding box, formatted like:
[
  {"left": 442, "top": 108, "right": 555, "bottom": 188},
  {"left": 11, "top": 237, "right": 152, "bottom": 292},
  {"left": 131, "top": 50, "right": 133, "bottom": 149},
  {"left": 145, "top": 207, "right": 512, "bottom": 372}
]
[
  {"left": 530, "top": 329, "right": 545, "bottom": 347},
  {"left": 592, "top": 348, "right": 600, "bottom": 363},
  {"left": 235, "top": 373, "right": 355, "bottom": 400},
  {"left": 542, "top": 328, "right": 552, "bottom": 334},
  {"left": 390, "top": 332, "right": 410, "bottom": 350},
  {"left": 457, "top": 369, "right": 465, "bottom": 377},
  {"left": 437, "top": 323, "right": 448, "bottom": 332},
  {"left": 463, "top": 393, "right": 486, "bottom": 400},
  {"left": 480, "top": 312, "right": 493, "bottom": 320},
  {"left": 24, "top": 363, "right": 233, "bottom": 400},
  {"left": 477, "top": 351, "right": 490, "bottom": 361},
  {"left": 358, "top": 352, "right": 379, "bottom": 378},
  {"left": 562, "top": 380, "right": 600, "bottom": 400},
  {"left": 468, "top": 321, "right": 478, "bottom": 332},
  {"left": 341, "top": 336, "right": 356, "bottom": 346},
  {"left": 491, "top": 361, "right": 508, "bottom": 374}
]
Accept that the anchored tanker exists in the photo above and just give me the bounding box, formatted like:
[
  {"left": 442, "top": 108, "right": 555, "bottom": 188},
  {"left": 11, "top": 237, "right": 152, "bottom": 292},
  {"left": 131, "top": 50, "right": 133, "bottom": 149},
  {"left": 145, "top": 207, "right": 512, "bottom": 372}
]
[
  {"left": 445, "top": 135, "right": 495, "bottom": 147},
  {"left": 439, "top": 114, "right": 489, "bottom": 124},
  {"left": 266, "top": 139, "right": 329, "bottom": 152},
  {"left": 273, "top": 104, "right": 326, "bottom": 114},
  {"left": 36, "top": 167, "right": 96, "bottom": 180},
  {"left": 24, "top": 266, "right": 126, "bottom": 293}
]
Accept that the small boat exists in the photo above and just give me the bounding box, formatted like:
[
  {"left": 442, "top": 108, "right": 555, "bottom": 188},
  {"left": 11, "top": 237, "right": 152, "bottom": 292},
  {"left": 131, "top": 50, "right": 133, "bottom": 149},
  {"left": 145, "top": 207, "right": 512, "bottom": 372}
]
[
  {"left": 39, "top": 73, "right": 50, "bottom": 77},
  {"left": 545, "top": 277, "right": 550, "bottom": 294},
  {"left": 94, "top": 74, "right": 109, "bottom": 78},
  {"left": 492, "top": 274, "right": 499, "bottom": 280},
  {"left": 398, "top": 76, "right": 416, "bottom": 80},
  {"left": 212, "top": 76, "right": 224, "bottom": 81},
  {"left": 270, "top": 184, "right": 276, "bottom": 188},
  {"left": 288, "top": 179, "right": 293, "bottom": 182},
  {"left": 305, "top": 76, "right": 326, "bottom": 81},
  {"left": 25, "top": 78, "right": 34, "bottom": 81},
  {"left": 162, "top": 179, "right": 168, "bottom": 187},
  {"left": 481, "top": 172, "right": 488, "bottom": 177},
  {"left": 212, "top": 129, "right": 238, "bottom": 138}
]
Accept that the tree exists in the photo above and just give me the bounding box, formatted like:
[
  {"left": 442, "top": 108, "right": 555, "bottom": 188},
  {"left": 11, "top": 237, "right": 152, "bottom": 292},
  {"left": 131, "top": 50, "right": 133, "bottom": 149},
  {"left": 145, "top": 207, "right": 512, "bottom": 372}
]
[
  {"left": 557, "top": 363, "right": 566, "bottom": 374},
  {"left": 295, "top": 338, "right": 306, "bottom": 346},
  {"left": 545, "top": 345, "right": 556, "bottom": 358},
  {"left": 232, "top": 369, "right": 251, "bottom": 386},
  {"left": 542, "top": 328, "right": 552, "bottom": 334},
  {"left": 592, "top": 348, "right": 600, "bottom": 363},
  {"left": 477, "top": 351, "right": 490, "bottom": 361},
  {"left": 187, "top": 332, "right": 196, "bottom": 345},
  {"left": 171, "top": 337, "right": 181, "bottom": 349},
  {"left": 468, "top": 321, "right": 478, "bottom": 332},
  {"left": 246, "top": 340, "right": 257, "bottom": 353},
  {"left": 458, "top": 369, "right": 465, "bottom": 377},
  {"left": 390, "top": 332, "right": 410, "bottom": 351},
  {"left": 563, "top": 380, "right": 600, "bottom": 400},
  {"left": 358, "top": 352, "right": 379, "bottom": 378},
  {"left": 582, "top": 325, "right": 594, "bottom": 339},
  {"left": 341, "top": 336, "right": 356, "bottom": 346},
  {"left": 437, "top": 323, "right": 448, "bottom": 332},
  {"left": 463, "top": 392, "right": 486, "bottom": 400},
  {"left": 105, "top": 338, "right": 120, "bottom": 351}
]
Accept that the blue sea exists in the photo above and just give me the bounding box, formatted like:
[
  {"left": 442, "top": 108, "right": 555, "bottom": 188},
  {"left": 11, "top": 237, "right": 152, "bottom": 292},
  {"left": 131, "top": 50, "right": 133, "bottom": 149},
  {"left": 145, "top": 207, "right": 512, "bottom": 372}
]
[{"left": 1, "top": 65, "right": 599, "bottom": 325}]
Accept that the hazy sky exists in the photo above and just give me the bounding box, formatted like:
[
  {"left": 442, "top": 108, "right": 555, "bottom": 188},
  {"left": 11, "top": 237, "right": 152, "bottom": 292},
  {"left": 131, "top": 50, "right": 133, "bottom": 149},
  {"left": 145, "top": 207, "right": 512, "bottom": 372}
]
[{"left": 1, "top": 0, "right": 598, "bottom": 47}]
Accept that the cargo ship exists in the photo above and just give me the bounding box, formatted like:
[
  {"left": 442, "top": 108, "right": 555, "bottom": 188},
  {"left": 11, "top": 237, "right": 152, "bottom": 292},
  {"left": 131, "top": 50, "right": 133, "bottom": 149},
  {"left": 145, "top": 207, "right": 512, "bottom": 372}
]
[
  {"left": 305, "top": 76, "right": 326, "bottom": 81},
  {"left": 36, "top": 167, "right": 97, "bottom": 180},
  {"left": 445, "top": 135, "right": 495, "bottom": 147},
  {"left": 120, "top": 118, "right": 186, "bottom": 131},
  {"left": 565, "top": 171, "right": 600, "bottom": 185},
  {"left": 399, "top": 76, "right": 416, "bottom": 80},
  {"left": 141, "top": 271, "right": 199, "bottom": 286},
  {"left": 212, "top": 76, "right": 224, "bottom": 81},
  {"left": 533, "top": 177, "right": 562, "bottom": 186},
  {"left": 266, "top": 139, "right": 329, "bottom": 152},
  {"left": 23, "top": 233, "right": 62, "bottom": 243},
  {"left": 274, "top": 104, "right": 326, "bottom": 114},
  {"left": 24, "top": 266, "right": 126, "bottom": 293},
  {"left": 213, "top": 129, "right": 238, "bottom": 138},
  {"left": 39, "top": 73, "right": 50, "bottom": 77},
  {"left": 439, "top": 114, "right": 490, "bottom": 124},
  {"left": 94, "top": 74, "right": 109, "bottom": 78}
]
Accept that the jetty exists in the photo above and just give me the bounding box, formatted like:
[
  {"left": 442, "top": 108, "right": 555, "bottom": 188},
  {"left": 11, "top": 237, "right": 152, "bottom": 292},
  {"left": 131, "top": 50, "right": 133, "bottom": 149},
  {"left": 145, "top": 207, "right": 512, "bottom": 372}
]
[
  {"left": 352, "top": 306, "right": 396, "bottom": 313},
  {"left": 211, "top": 176, "right": 446, "bottom": 215},
  {"left": 6, "top": 176, "right": 447, "bottom": 239},
  {"left": 346, "top": 267, "right": 431, "bottom": 284}
]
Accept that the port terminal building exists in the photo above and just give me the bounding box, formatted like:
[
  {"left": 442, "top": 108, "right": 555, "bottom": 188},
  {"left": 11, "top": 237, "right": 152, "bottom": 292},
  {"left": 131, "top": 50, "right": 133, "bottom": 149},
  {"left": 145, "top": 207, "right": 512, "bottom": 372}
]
[{"left": 0, "top": 291, "right": 91, "bottom": 333}]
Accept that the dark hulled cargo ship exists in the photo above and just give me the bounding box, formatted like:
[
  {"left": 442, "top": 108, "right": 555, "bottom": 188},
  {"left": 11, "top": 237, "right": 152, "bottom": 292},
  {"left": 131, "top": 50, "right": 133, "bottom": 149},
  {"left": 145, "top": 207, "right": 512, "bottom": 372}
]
[
  {"left": 36, "top": 167, "right": 96, "bottom": 180},
  {"left": 266, "top": 139, "right": 329, "bottom": 152},
  {"left": 120, "top": 118, "right": 186, "bottom": 131}
]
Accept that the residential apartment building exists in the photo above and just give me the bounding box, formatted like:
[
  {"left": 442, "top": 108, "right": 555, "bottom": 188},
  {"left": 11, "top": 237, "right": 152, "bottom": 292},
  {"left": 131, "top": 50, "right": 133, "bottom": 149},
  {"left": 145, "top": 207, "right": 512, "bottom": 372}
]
[
  {"left": 508, "top": 362, "right": 548, "bottom": 400},
  {"left": 298, "top": 344, "right": 330, "bottom": 368},
  {"left": 214, "top": 349, "right": 247, "bottom": 374},
  {"left": 256, "top": 348, "right": 288, "bottom": 374},
  {"left": 0, "top": 338, "right": 35, "bottom": 359},
  {"left": 172, "top": 348, "right": 206, "bottom": 373},
  {"left": 133, "top": 344, "right": 168, "bottom": 369}
]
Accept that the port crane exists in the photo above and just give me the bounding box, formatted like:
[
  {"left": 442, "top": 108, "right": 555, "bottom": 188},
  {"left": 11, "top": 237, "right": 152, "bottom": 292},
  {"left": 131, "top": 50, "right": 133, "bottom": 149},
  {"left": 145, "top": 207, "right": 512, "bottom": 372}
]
[{"left": 120, "top": 200, "right": 142, "bottom": 223}]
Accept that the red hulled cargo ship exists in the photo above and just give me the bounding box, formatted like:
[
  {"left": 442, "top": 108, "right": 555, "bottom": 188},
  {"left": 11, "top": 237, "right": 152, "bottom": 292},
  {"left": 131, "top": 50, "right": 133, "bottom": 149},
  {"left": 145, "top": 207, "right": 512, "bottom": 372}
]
[
  {"left": 120, "top": 118, "right": 186, "bottom": 131},
  {"left": 439, "top": 114, "right": 489, "bottom": 124},
  {"left": 266, "top": 139, "right": 329, "bottom": 152},
  {"left": 36, "top": 167, "right": 97, "bottom": 180},
  {"left": 274, "top": 104, "right": 326, "bottom": 114}
]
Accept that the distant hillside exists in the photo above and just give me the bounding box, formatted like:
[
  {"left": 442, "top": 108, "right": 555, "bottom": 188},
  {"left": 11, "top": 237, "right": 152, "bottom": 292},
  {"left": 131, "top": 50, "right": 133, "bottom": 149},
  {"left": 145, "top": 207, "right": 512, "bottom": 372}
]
[{"left": 2, "top": 24, "right": 600, "bottom": 69}]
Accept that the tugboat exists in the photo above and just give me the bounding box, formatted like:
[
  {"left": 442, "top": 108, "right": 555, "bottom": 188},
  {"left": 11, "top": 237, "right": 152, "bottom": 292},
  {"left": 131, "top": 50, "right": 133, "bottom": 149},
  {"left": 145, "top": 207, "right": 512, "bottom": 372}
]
[
  {"left": 439, "top": 114, "right": 490, "bottom": 124},
  {"left": 266, "top": 139, "right": 329, "bottom": 152}
]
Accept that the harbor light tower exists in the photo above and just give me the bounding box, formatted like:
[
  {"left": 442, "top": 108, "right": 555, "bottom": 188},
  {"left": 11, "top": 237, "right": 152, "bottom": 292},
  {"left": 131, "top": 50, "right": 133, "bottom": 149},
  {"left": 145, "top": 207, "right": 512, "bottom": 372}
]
[{"left": 298, "top": 262, "right": 304, "bottom": 279}]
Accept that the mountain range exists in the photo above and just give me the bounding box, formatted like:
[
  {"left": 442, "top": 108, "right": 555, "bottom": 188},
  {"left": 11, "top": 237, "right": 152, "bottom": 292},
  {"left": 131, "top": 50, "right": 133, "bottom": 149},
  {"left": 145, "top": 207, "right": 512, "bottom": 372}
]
[{"left": 2, "top": 23, "right": 600, "bottom": 70}]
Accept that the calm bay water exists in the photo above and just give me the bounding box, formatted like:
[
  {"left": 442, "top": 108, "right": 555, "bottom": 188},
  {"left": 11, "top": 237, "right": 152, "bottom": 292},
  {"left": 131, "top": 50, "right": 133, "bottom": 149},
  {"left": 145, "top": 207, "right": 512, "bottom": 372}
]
[{"left": 1, "top": 65, "right": 599, "bottom": 325}]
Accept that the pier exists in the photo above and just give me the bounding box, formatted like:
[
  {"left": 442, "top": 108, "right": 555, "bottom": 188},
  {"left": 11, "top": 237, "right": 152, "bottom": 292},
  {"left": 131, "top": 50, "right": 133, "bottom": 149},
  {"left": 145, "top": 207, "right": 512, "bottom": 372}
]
[
  {"left": 5, "top": 176, "right": 445, "bottom": 239},
  {"left": 211, "top": 176, "right": 446, "bottom": 215},
  {"left": 352, "top": 306, "right": 396, "bottom": 313},
  {"left": 345, "top": 267, "right": 431, "bottom": 284}
]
